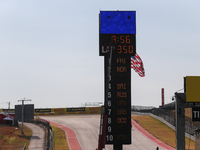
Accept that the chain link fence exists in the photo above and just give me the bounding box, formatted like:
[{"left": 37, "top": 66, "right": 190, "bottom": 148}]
[
  {"left": 131, "top": 105, "right": 155, "bottom": 112},
  {"left": 195, "top": 131, "right": 200, "bottom": 150},
  {"left": 134, "top": 107, "right": 199, "bottom": 141},
  {"left": 152, "top": 108, "right": 199, "bottom": 136},
  {"left": 81, "top": 102, "right": 103, "bottom": 107}
]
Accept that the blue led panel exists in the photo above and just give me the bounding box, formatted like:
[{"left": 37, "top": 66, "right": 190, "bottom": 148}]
[{"left": 100, "top": 11, "right": 136, "bottom": 34}]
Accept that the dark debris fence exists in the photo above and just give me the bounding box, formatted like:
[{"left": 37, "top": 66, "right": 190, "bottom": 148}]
[{"left": 33, "top": 117, "right": 54, "bottom": 150}]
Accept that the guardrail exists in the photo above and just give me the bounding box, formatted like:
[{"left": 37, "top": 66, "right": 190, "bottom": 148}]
[
  {"left": 21, "top": 143, "right": 26, "bottom": 150},
  {"left": 136, "top": 108, "right": 199, "bottom": 136},
  {"left": 34, "top": 117, "right": 54, "bottom": 150}
]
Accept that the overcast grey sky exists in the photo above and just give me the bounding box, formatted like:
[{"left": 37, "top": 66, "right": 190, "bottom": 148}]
[{"left": 1, "top": 0, "right": 200, "bottom": 109}]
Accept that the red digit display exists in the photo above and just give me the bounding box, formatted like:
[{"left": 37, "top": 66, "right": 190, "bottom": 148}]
[
  {"left": 126, "top": 36, "right": 130, "bottom": 43},
  {"left": 99, "top": 34, "right": 136, "bottom": 56},
  {"left": 120, "top": 35, "right": 125, "bottom": 43},
  {"left": 123, "top": 45, "right": 127, "bottom": 53},
  {"left": 128, "top": 45, "right": 133, "bottom": 53},
  {"left": 118, "top": 45, "right": 122, "bottom": 53},
  {"left": 111, "top": 35, "right": 116, "bottom": 43}
]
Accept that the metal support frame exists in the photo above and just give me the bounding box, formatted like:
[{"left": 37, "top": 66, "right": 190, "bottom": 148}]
[
  {"left": 18, "top": 98, "right": 31, "bottom": 134},
  {"left": 175, "top": 92, "right": 186, "bottom": 150},
  {"left": 114, "top": 144, "right": 122, "bottom": 150}
]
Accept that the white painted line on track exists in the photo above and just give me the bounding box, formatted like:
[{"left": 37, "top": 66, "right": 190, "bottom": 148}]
[
  {"left": 132, "top": 124, "right": 167, "bottom": 150},
  {"left": 58, "top": 122, "right": 83, "bottom": 150},
  {"left": 64, "top": 128, "right": 72, "bottom": 150}
]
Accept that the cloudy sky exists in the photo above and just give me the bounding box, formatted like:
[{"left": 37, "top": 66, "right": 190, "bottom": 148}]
[{"left": 0, "top": 0, "right": 200, "bottom": 109}]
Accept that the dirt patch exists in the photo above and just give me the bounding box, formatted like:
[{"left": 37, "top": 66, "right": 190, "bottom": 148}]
[{"left": 0, "top": 124, "right": 32, "bottom": 150}]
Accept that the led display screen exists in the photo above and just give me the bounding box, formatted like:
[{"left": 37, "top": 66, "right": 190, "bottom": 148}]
[
  {"left": 100, "top": 34, "right": 136, "bottom": 56},
  {"left": 100, "top": 11, "right": 135, "bottom": 145},
  {"left": 100, "top": 11, "right": 136, "bottom": 34}
]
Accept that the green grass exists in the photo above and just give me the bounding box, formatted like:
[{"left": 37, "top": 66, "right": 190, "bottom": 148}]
[
  {"left": 51, "top": 124, "right": 70, "bottom": 150},
  {"left": 132, "top": 115, "right": 195, "bottom": 149}
]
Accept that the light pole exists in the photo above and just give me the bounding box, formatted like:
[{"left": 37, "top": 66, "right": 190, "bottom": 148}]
[
  {"left": 18, "top": 98, "right": 31, "bottom": 134},
  {"left": 0, "top": 102, "right": 10, "bottom": 109},
  {"left": 6, "top": 102, "right": 10, "bottom": 109}
]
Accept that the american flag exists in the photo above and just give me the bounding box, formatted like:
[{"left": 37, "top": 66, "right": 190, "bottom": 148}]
[{"left": 131, "top": 53, "right": 145, "bottom": 77}]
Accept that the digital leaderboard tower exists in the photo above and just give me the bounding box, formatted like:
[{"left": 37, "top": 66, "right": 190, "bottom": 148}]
[{"left": 99, "top": 11, "right": 136, "bottom": 148}]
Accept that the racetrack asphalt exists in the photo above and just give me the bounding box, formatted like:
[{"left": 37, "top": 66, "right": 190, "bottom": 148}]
[{"left": 42, "top": 114, "right": 175, "bottom": 150}]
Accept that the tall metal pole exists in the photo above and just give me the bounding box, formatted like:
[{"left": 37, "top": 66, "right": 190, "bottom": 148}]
[
  {"left": 2, "top": 102, "right": 10, "bottom": 109},
  {"left": 8, "top": 102, "right": 10, "bottom": 109},
  {"left": 114, "top": 144, "right": 122, "bottom": 150},
  {"left": 175, "top": 92, "right": 186, "bottom": 150},
  {"left": 22, "top": 100, "right": 24, "bottom": 134},
  {"left": 18, "top": 98, "right": 31, "bottom": 134}
]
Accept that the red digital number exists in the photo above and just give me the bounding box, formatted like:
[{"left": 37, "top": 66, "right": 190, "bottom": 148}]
[
  {"left": 128, "top": 45, "right": 133, "bottom": 53},
  {"left": 120, "top": 36, "right": 125, "bottom": 43},
  {"left": 126, "top": 36, "right": 130, "bottom": 43},
  {"left": 118, "top": 45, "right": 122, "bottom": 53},
  {"left": 111, "top": 35, "right": 116, "bottom": 43},
  {"left": 123, "top": 45, "right": 127, "bottom": 53}
]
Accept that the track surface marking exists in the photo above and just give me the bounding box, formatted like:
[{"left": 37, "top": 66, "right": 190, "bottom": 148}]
[
  {"left": 131, "top": 119, "right": 175, "bottom": 150},
  {"left": 50, "top": 121, "right": 82, "bottom": 150},
  {"left": 42, "top": 114, "right": 174, "bottom": 150}
]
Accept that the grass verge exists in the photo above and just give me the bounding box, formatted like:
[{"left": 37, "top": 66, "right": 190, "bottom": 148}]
[
  {"left": 51, "top": 124, "right": 70, "bottom": 150},
  {"left": 132, "top": 115, "right": 195, "bottom": 149},
  {"left": 0, "top": 124, "right": 32, "bottom": 150}
]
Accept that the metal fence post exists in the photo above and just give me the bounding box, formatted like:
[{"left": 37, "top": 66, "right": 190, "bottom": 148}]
[{"left": 175, "top": 92, "right": 186, "bottom": 150}]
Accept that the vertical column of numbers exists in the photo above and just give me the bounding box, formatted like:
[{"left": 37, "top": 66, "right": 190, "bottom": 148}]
[{"left": 106, "top": 66, "right": 114, "bottom": 143}]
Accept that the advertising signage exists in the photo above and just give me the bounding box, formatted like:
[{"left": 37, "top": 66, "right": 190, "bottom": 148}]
[{"left": 185, "top": 76, "right": 200, "bottom": 102}]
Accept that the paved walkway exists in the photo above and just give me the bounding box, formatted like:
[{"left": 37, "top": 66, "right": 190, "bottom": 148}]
[{"left": 24, "top": 123, "right": 45, "bottom": 150}]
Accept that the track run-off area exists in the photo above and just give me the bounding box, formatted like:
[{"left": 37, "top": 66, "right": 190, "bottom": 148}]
[{"left": 41, "top": 114, "right": 175, "bottom": 150}]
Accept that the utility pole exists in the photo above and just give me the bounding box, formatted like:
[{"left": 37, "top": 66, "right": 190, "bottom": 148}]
[
  {"left": 1, "top": 102, "right": 10, "bottom": 109},
  {"left": 18, "top": 98, "right": 31, "bottom": 134},
  {"left": 7, "top": 102, "right": 10, "bottom": 109}
]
